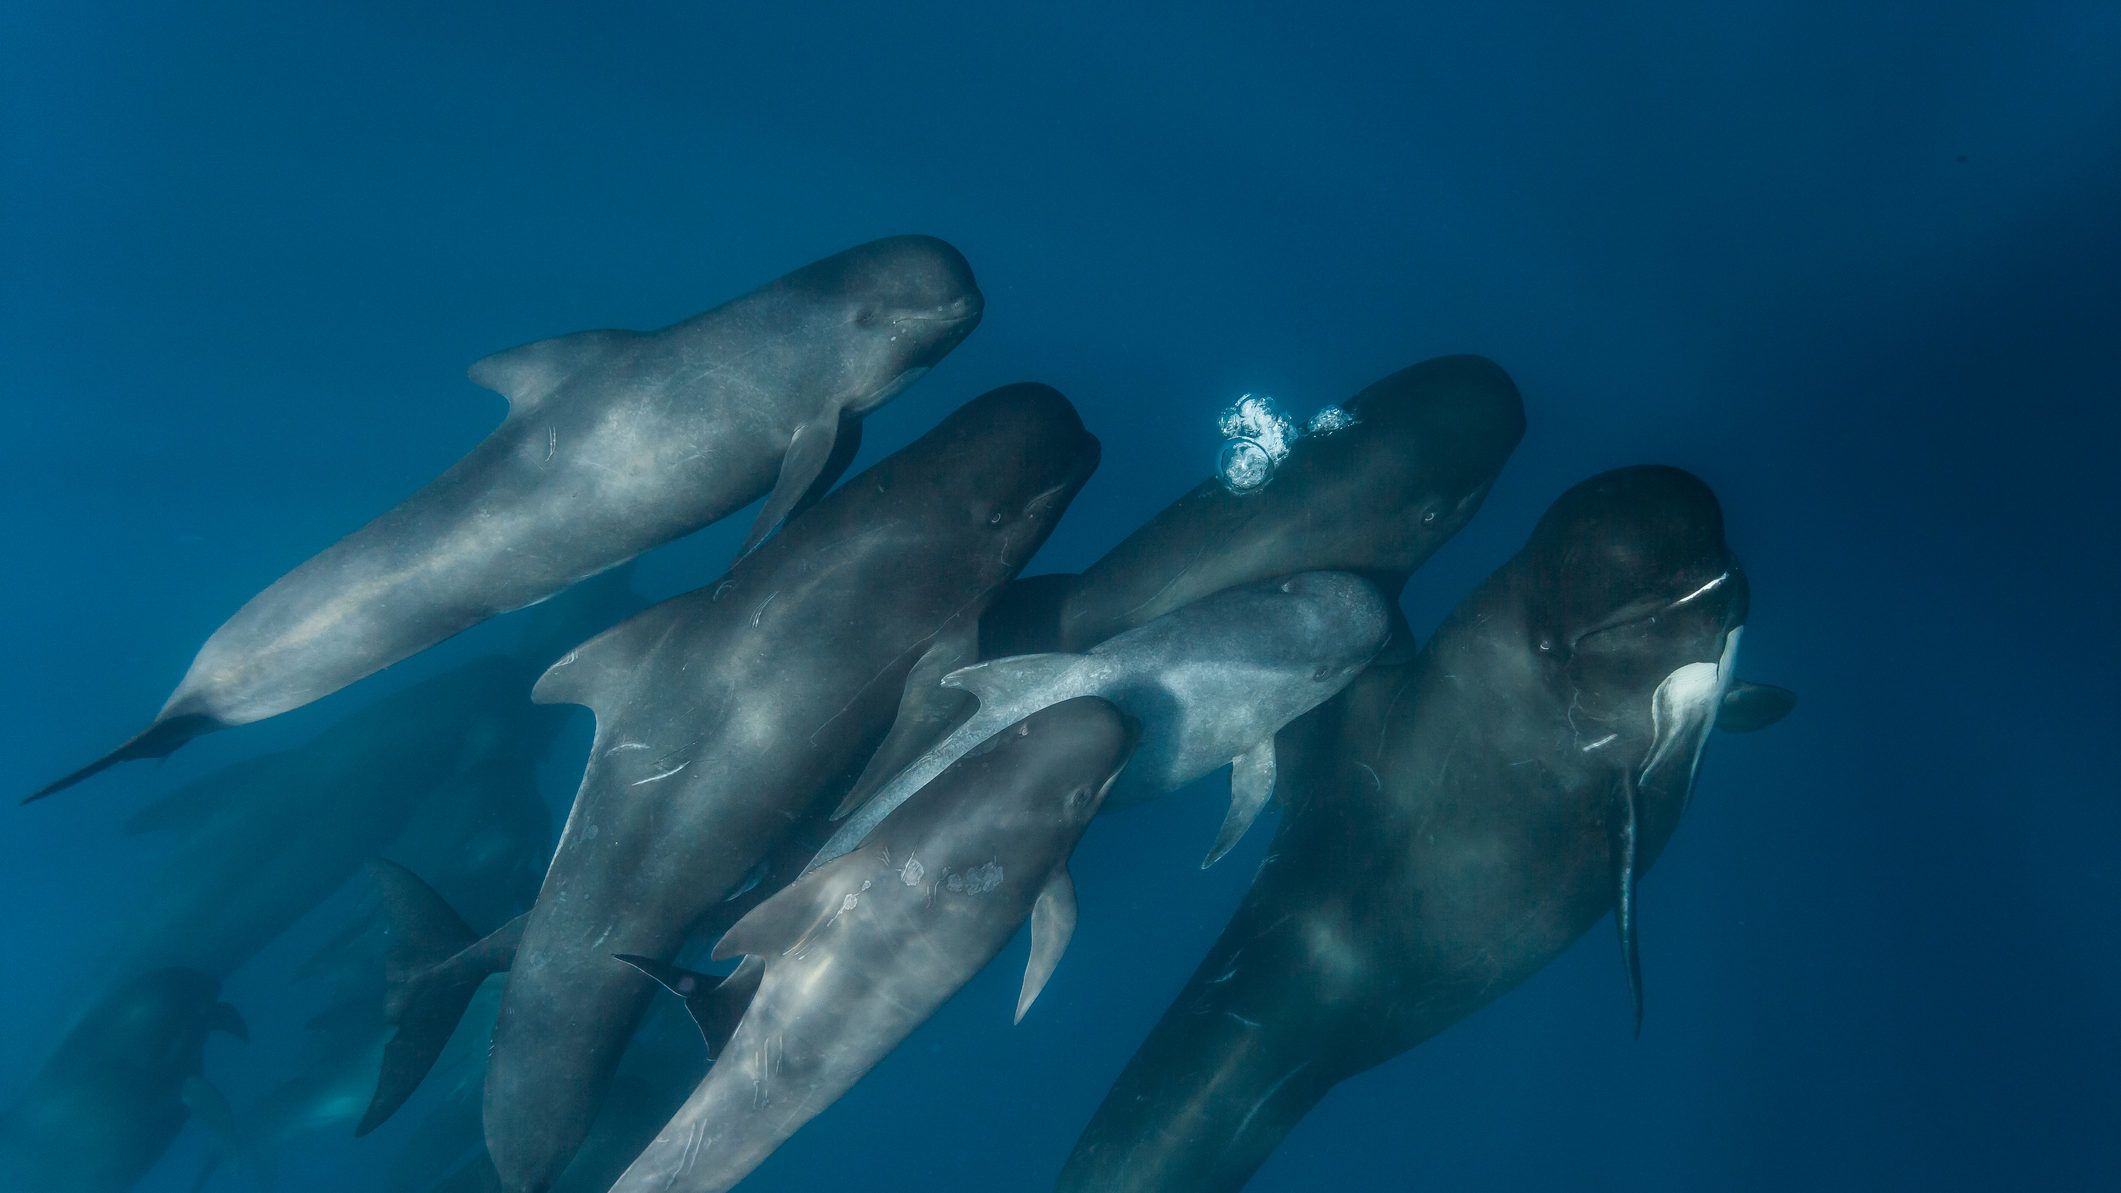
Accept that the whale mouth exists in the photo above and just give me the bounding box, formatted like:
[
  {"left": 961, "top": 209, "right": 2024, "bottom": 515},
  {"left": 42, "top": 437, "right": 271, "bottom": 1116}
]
[
  {"left": 1569, "top": 569, "right": 1736, "bottom": 648},
  {"left": 892, "top": 296, "right": 985, "bottom": 328}
]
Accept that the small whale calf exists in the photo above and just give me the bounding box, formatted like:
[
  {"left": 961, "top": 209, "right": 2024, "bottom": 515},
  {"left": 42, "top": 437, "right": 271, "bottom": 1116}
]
[
  {"left": 822, "top": 570, "right": 1391, "bottom": 870},
  {"left": 31, "top": 234, "right": 983, "bottom": 801},
  {"left": 611, "top": 696, "right": 1136, "bottom": 1193}
]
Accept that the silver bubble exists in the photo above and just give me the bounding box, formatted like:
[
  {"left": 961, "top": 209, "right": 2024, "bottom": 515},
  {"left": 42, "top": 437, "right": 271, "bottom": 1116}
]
[{"left": 1218, "top": 439, "right": 1275, "bottom": 493}]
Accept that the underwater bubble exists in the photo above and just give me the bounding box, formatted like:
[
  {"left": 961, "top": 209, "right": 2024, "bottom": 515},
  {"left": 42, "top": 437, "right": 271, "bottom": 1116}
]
[
  {"left": 1217, "top": 393, "right": 1299, "bottom": 461},
  {"left": 1307, "top": 405, "right": 1356, "bottom": 436},
  {"left": 1217, "top": 393, "right": 1299, "bottom": 494},
  {"left": 1218, "top": 439, "right": 1275, "bottom": 493}
]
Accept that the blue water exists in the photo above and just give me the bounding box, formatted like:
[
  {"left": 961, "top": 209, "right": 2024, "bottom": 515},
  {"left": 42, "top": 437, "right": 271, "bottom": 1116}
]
[{"left": 4, "top": 3, "right": 2117, "bottom": 1190}]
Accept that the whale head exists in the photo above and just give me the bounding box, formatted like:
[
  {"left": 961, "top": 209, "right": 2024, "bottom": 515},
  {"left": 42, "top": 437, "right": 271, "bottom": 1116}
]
[
  {"left": 793, "top": 234, "right": 985, "bottom": 415},
  {"left": 1513, "top": 466, "right": 1748, "bottom": 731}
]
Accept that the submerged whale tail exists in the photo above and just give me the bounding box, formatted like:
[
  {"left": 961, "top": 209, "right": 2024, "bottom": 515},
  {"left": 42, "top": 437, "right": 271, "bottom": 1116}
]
[
  {"left": 613, "top": 954, "right": 764, "bottom": 1061},
  {"left": 23, "top": 712, "right": 223, "bottom": 804},
  {"left": 357, "top": 860, "right": 523, "bottom": 1136}
]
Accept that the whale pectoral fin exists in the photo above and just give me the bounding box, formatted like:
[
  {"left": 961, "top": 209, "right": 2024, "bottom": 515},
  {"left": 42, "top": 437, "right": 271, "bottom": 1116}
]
[
  {"left": 467, "top": 328, "right": 636, "bottom": 413},
  {"left": 1610, "top": 775, "right": 1644, "bottom": 1037},
  {"left": 530, "top": 598, "right": 690, "bottom": 718},
  {"left": 835, "top": 622, "right": 981, "bottom": 820},
  {"left": 714, "top": 849, "right": 871, "bottom": 962},
  {"left": 613, "top": 954, "right": 764, "bottom": 1062},
  {"left": 1716, "top": 681, "right": 1796, "bottom": 732},
  {"left": 1017, "top": 867, "right": 1079, "bottom": 1024},
  {"left": 1203, "top": 739, "right": 1278, "bottom": 869},
  {"left": 738, "top": 413, "right": 854, "bottom": 556}
]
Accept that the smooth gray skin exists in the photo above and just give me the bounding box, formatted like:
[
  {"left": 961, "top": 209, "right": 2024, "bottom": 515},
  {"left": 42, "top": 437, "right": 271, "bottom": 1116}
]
[
  {"left": 1057, "top": 467, "right": 1785, "bottom": 1193},
  {"left": 610, "top": 697, "right": 1133, "bottom": 1193},
  {"left": 820, "top": 571, "right": 1390, "bottom": 871},
  {"left": 481, "top": 384, "right": 1099, "bottom": 1193},
  {"left": 30, "top": 235, "right": 982, "bottom": 801},
  {"left": 0, "top": 969, "right": 245, "bottom": 1193},
  {"left": 981, "top": 354, "right": 1524, "bottom": 657},
  {"left": 416, "top": 997, "right": 703, "bottom": 1193}
]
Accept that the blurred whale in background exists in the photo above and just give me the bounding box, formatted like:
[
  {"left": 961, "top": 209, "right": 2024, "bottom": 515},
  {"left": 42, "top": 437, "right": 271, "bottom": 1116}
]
[
  {"left": 1056, "top": 467, "right": 1795, "bottom": 1192},
  {"left": 30, "top": 235, "right": 983, "bottom": 801},
  {"left": 361, "top": 383, "right": 1100, "bottom": 1192},
  {"left": 609, "top": 696, "right": 1135, "bottom": 1193},
  {"left": 80, "top": 564, "right": 647, "bottom": 989},
  {"left": 0, "top": 968, "right": 246, "bottom": 1193}
]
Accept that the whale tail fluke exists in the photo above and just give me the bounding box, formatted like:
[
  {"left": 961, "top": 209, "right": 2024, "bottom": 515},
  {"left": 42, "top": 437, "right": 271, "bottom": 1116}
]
[
  {"left": 358, "top": 860, "right": 524, "bottom": 1137},
  {"left": 23, "top": 712, "right": 223, "bottom": 804},
  {"left": 614, "top": 953, "right": 763, "bottom": 1061}
]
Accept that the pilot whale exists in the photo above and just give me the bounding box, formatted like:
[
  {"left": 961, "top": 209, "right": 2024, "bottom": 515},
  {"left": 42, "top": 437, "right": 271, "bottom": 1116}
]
[
  {"left": 982, "top": 354, "right": 1524, "bottom": 657},
  {"left": 609, "top": 696, "right": 1136, "bottom": 1193},
  {"left": 821, "top": 571, "right": 1390, "bottom": 871},
  {"left": 360, "top": 383, "right": 1099, "bottom": 1192},
  {"left": 1055, "top": 467, "right": 1795, "bottom": 1192},
  {"left": 30, "top": 235, "right": 983, "bottom": 801}
]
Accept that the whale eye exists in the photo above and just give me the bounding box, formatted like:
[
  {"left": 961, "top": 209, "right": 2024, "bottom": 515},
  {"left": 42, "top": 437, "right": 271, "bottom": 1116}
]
[
  {"left": 1537, "top": 638, "right": 1554, "bottom": 654},
  {"left": 1421, "top": 508, "right": 1440, "bottom": 526},
  {"left": 1310, "top": 664, "right": 1333, "bottom": 681},
  {"left": 853, "top": 307, "right": 879, "bottom": 328},
  {"left": 988, "top": 510, "right": 1005, "bottom": 526}
]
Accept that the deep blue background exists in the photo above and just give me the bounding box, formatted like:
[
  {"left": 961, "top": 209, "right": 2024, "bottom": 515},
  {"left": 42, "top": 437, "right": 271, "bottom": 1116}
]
[{"left": 4, "top": 3, "right": 2117, "bottom": 1190}]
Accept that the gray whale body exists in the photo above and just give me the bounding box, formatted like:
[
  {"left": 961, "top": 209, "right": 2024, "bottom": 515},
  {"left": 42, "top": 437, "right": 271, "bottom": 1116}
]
[{"left": 30, "top": 234, "right": 982, "bottom": 801}]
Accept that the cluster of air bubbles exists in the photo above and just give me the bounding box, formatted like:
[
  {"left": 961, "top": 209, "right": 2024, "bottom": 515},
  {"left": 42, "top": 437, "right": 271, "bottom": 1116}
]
[{"left": 1215, "top": 393, "right": 1359, "bottom": 494}]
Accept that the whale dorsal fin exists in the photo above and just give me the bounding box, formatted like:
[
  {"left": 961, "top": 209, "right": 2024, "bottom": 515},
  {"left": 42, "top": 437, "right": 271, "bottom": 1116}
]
[
  {"left": 531, "top": 597, "right": 691, "bottom": 721},
  {"left": 713, "top": 848, "right": 875, "bottom": 962},
  {"left": 468, "top": 329, "right": 638, "bottom": 414},
  {"left": 1203, "top": 738, "right": 1277, "bottom": 869},
  {"left": 1016, "top": 867, "right": 1078, "bottom": 1023}
]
